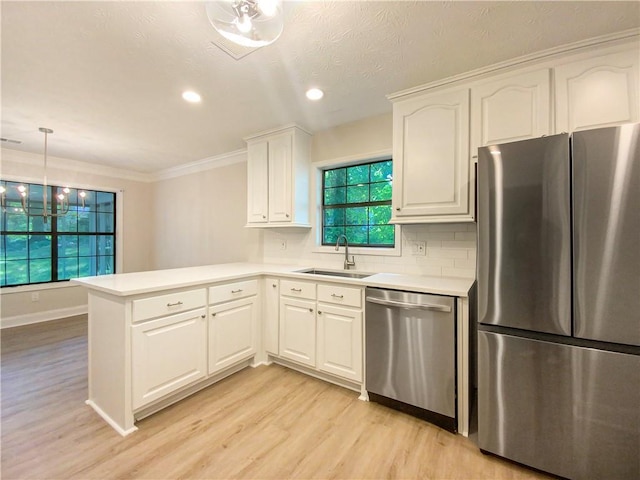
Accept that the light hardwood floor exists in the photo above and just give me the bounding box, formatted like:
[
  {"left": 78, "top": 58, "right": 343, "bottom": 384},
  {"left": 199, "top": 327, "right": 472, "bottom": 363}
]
[{"left": 1, "top": 316, "right": 551, "bottom": 480}]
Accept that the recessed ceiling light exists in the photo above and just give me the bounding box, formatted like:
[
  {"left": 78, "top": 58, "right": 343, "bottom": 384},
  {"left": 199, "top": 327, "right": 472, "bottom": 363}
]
[
  {"left": 182, "top": 91, "right": 202, "bottom": 103},
  {"left": 306, "top": 88, "right": 324, "bottom": 101}
]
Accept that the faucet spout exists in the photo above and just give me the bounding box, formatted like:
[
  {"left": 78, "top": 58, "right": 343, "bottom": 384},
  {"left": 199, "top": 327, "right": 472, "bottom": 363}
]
[{"left": 335, "top": 234, "right": 356, "bottom": 270}]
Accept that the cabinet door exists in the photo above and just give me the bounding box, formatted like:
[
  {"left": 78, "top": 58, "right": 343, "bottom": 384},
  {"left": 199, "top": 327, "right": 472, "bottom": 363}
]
[
  {"left": 264, "top": 278, "right": 279, "bottom": 355},
  {"left": 392, "top": 88, "right": 471, "bottom": 220},
  {"left": 132, "top": 308, "right": 207, "bottom": 410},
  {"left": 268, "top": 133, "right": 293, "bottom": 222},
  {"left": 279, "top": 296, "right": 316, "bottom": 367},
  {"left": 209, "top": 297, "right": 258, "bottom": 374},
  {"left": 471, "top": 69, "right": 551, "bottom": 158},
  {"left": 555, "top": 49, "right": 639, "bottom": 132},
  {"left": 317, "top": 303, "right": 362, "bottom": 382},
  {"left": 247, "top": 141, "right": 269, "bottom": 223}
]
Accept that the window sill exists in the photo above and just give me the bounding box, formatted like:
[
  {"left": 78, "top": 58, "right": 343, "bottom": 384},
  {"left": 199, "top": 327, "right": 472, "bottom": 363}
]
[
  {"left": 0, "top": 281, "right": 80, "bottom": 295},
  {"left": 313, "top": 244, "right": 401, "bottom": 257}
]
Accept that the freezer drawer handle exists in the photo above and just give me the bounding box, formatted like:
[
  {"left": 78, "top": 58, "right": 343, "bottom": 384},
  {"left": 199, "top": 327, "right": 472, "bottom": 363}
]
[{"left": 365, "top": 296, "right": 451, "bottom": 313}]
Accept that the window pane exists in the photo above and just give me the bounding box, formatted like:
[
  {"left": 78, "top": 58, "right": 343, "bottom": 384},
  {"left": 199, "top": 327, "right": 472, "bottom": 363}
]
[
  {"left": 369, "top": 225, "right": 395, "bottom": 245},
  {"left": 78, "top": 211, "right": 96, "bottom": 233},
  {"left": 5, "top": 235, "right": 28, "bottom": 260},
  {"left": 29, "top": 259, "right": 51, "bottom": 283},
  {"left": 370, "top": 160, "right": 393, "bottom": 182},
  {"left": 57, "top": 212, "right": 78, "bottom": 232},
  {"left": 323, "top": 227, "right": 344, "bottom": 244},
  {"left": 98, "top": 256, "right": 114, "bottom": 275},
  {"left": 345, "top": 207, "right": 368, "bottom": 226},
  {"left": 323, "top": 208, "right": 345, "bottom": 227},
  {"left": 78, "top": 256, "right": 96, "bottom": 277},
  {"left": 345, "top": 226, "right": 368, "bottom": 245},
  {"left": 347, "top": 165, "right": 369, "bottom": 185},
  {"left": 97, "top": 235, "right": 114, "bottom": 256},
  {"left": 97, "top": 192, "right": 115, "bottom": 213},
  {"left": 81, "top": 191, "right": 97, "bottom": 211},
  {"left": 97, "top": 213, "right": 114, "bottom": 233},
  {"left": 79, "top": 235, "right": 96, "bottom": 256},
  {"left": 369, "top": 205, "right": 392, "bottom": 225},
  {"left": 58, "top": 257, "right": 79, "bottom": 280},
  {"left": 346, "top": 184, "right": 369, "bottom": 203},
  {"left": 29, "top": 235, "right": 51, "bottom": 259},
  {"left": 6, "top": 212, "right": 28, "bottom": 232},
  {"left": 58, "top": 235, "right": 79, "bottom": 257},
  {"left": 370, "top": 181, "right": 392, "bottom": 201},
  {"left": 324, "top": 168, "right": 346, "bottom": 188},
  {"left": 5, "top": 260, "right": 28, "bottom": 285},
  {"left": 324, "top": 187, "right": 346, "bottom": 206},
  {"left": 29, "top": 215, "right": 52, "bottom": 233}
]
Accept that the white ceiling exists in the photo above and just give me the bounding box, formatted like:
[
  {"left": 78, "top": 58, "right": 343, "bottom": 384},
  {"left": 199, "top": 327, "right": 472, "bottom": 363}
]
[{"left": 2, "top": 1, "right": 639, "bottom": 174}]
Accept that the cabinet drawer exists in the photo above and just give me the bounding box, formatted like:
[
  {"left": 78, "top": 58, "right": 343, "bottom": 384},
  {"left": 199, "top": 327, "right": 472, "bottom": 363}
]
[
  {"left": 318, "top": 284, "right": 362, "bottom": 308},
  {"left": 280, "top": 279, "right": 316, "bottom": 300},
  {"left": 133, "top": 288, "right": 206, "bottom": 323},
  {"left": 209, "top": 279, "right": 258, "bottom": 304}
]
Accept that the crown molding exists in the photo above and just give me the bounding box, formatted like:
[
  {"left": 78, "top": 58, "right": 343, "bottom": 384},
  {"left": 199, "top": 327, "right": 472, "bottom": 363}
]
[
  {"left": 1, "top": 147, "right": 153, "bottom": 183},
  {"left": 150, "top": 149, "right": 247, "bottom": 181}
]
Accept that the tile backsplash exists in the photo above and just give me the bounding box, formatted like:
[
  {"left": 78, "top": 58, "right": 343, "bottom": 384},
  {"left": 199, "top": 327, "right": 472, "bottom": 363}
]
[{"left": 260, "top": 223, "right": 477, "bottom": 279}]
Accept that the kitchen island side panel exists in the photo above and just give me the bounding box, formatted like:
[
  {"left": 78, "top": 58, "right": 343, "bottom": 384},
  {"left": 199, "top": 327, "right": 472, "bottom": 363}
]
[{"left": 87, "top": 291, "right": 136, "bottom": 435}]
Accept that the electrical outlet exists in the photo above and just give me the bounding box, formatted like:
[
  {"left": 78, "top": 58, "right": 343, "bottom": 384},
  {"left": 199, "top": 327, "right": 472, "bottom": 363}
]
[
  {"left": 412, "top": 241, "right": 426, "bottom": 256},
  {"left": 31, "top": 292, "right": 40, "bottom": 302},
  {"left": 280, "top": 240, "right": 287, "bottom": 250}
]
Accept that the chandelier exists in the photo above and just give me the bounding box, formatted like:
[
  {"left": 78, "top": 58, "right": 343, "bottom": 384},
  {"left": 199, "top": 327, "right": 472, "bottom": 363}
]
[
  {"left": 206, "top": 0, "right": 283, "bottom": 48},
  {"left": 0, "top": 128, "right": 86, "bottom": 223}
]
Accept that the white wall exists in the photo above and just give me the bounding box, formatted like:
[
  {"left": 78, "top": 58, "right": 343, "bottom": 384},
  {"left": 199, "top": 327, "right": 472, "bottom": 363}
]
[
  {"left": 151, "top": 154, "right": 261, "bottom": 269},
  {"left": 0, "top": 148, "right": 154, "bottom": 327},
  {"left": 260, "top": 113, "right": 478, "bottom": 279}
]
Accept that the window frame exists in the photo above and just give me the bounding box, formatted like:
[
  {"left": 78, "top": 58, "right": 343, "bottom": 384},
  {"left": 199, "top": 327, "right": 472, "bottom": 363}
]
[
  {"left": 0, "top": 175, "right": 123, "bottom": 291},
  {"left": 312, "top": 151, "right": 401, "bottom": 257}
]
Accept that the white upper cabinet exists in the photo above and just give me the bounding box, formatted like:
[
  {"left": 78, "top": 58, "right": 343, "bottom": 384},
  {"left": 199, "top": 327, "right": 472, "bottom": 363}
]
[
  {"left": 555, "top": 48, "right": 639, "bottom": 132},
  {"left": 470, "top": 68, "right": 551, "bottom": 157},
  {"left": 245, "top": 125, "right": 311, "bottom": 227},
  {"left": 391, "top": 87, "right": 471, "bottom": 223}
]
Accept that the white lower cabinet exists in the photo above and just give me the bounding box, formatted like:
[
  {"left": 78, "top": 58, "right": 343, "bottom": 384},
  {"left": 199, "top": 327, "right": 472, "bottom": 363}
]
[
  {"left": 208, "top": 296, "right": 258, "bottom": 374},
  {"left": 316, "top": 303, "right": 363, "bottom": 382},
  {"left": 279, "top": 296, "right": 316, "bottom": 367},
  {"left": 132, "top": 308, "right": 207, "bottom": 410}
]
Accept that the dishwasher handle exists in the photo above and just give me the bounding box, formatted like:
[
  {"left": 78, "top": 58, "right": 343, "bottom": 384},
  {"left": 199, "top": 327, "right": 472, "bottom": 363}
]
[{"left": 365, "top": 296, "right": 452, "bottom": 313}]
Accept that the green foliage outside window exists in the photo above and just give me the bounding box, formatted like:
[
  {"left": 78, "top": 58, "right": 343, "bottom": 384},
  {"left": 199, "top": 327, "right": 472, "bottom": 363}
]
[
  {"left": 0, "top": 180, "right": 116, "bottom": 287},
  {"left": 322, "top": 159, "right": 394, "bottom": 247}
]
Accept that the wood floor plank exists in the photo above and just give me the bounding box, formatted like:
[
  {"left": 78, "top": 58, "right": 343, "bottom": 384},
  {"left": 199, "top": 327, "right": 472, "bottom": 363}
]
[{"left": 1, "top": 316, "right": 551, "bottom": 480}]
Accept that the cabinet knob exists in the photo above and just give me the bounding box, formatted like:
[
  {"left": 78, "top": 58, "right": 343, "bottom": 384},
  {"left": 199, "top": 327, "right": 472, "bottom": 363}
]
[
  {"left": 396, "top": 207, "right": 400, "bottom": 211},
  {"left": 262, "top": 215, "right": 266, "bottom": 219},
  {"left": 211, "top": 312, "right": 216, "bottom": 317},
  {"left": 309, "top": 308, "right": 313, "bottom": 313},
  {"left": 286, "top": 214, "right": 290, "bottom": 218},
  {"left": 201, "top": 314, "right": 205, "bottom": 319},
  {"left": 272, "top": 284, "right": 277, "bottom": 288},
  {"left": 318, "top": 311, "right": 322, "bottom": 315}
]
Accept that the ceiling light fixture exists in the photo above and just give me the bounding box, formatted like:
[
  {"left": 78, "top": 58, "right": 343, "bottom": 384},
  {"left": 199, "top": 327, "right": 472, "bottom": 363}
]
[
  {"left": 182, "top": 91, "right": 202, "bottom": 103},
  {"left": 7, "top": 128, "right": 86, "bottom": 223},
  {"left": 205, "top": 0, "right": 283, "bottom": 48},
  {"left": 306, "top": 88, "right": 324, "bottom": 101}
]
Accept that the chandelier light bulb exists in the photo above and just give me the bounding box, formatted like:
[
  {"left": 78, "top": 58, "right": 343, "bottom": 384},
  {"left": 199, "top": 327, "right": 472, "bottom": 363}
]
[
  {"left": 0, "top": 186, "right": 5, "bottom": 194},
  {"left": 57, "top": 193, "right": 65, "bottom": 201},
  {"left": 236, "top": 13, "right": 252, "bottom": 33}
]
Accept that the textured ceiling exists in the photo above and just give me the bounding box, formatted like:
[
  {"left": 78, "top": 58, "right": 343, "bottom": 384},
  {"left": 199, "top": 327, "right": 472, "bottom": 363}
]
[{"left": 2, "top": 1, "right": 639, "bottom": 173}]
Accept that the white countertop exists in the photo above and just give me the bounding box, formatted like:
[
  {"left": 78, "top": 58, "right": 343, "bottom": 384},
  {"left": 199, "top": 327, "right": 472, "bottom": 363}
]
[{"left": 72, "top": 262, "right": 475, "bottom": 298}]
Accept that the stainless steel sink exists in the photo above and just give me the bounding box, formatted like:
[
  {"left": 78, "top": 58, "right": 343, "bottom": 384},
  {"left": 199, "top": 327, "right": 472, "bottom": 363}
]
[{"left": 296, "top": 268, "right": 372, "bottom": 279}]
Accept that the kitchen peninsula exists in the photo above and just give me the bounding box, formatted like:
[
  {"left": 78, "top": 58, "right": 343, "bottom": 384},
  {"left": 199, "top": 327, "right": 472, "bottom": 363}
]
[{"left": 73, "top": 263, "right": 474, "bottom": 437}]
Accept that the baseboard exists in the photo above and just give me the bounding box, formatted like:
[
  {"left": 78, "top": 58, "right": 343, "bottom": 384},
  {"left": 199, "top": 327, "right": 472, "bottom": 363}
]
[
  {"left": 85, "top": 400, "right": 138, "bottom": 437},
  {"left": 0, "top": 305, "right": 88, "bottom": 329}
]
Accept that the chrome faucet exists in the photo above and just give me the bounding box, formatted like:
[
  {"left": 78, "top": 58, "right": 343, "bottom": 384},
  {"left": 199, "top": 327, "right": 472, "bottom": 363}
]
[{"left": 335, "top": 234, "right": 356, "bottom": 270}]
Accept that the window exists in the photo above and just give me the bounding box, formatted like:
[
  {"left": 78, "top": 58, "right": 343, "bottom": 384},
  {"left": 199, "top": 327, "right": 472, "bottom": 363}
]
[
  {"left": 0, "top": 180, "right": 116, "bottom": 287},
  {"left": 322, "top": 159, "right": 394, "bottom": 247}
]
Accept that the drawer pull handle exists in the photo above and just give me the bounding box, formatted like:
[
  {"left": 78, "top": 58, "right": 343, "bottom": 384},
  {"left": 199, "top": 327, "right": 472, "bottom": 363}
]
[
  {"left": 166, "top": 301, "right": 183, "bottom": 307},
  {"left": 291, "top": 288, "right": 302, "bottom": 292},
  {"left": 231, "top": 289, "right": 243, "bottom": 294},
  {"left": 331, "top": 294, "right": 344, "bottom": 299}
]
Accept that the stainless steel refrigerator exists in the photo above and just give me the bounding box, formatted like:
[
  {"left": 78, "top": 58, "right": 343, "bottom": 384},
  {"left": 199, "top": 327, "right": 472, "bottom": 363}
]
[{"left": 477, "top": 123, "right": 640, "bottom": 480}]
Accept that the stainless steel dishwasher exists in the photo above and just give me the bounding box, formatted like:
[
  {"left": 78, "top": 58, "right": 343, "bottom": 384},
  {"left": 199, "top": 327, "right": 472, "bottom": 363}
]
[{"left": 365, "top": 287, "right": 456, "bottom": 432}]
